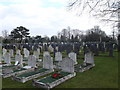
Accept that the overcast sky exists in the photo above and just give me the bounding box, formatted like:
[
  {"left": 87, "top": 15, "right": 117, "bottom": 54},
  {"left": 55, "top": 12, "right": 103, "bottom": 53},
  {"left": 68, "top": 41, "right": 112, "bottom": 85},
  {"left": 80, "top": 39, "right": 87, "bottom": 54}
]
[{"left": 0, "top": 0, "right": 113, "bottom": 37}]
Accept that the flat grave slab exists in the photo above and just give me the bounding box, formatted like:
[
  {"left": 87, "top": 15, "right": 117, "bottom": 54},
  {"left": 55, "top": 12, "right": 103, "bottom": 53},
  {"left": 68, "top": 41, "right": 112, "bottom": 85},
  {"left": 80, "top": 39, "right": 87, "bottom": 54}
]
[
  {"left": 33, "top": 71, "right": 76, "bottom": 89},
  {"left": 12, "top": 68, "right": 53, "bottom": 83}
]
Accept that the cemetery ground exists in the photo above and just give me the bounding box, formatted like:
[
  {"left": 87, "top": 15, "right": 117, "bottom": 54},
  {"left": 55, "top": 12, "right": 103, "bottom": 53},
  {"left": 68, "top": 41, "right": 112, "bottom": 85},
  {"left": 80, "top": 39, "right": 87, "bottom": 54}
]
[{"left": 2, "top": 50, "right": 118, "bottom": 88}]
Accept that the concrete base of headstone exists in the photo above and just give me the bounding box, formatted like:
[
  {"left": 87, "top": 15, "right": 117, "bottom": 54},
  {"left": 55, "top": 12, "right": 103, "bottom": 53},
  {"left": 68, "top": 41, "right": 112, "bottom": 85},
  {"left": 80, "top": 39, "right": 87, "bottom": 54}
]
[
  {"left": 75, "top": 63, "right": 95, "bottom": 72},
  {"left": 0, "top": 63, "right": 10, "bottom": 67},
  {"left": 33, "top": 72, "right": 76, "bottom": 89},
  {"left": 2, "top": 65, "right": 19, "bottom": 71},
  {"left": 12, "top": 69, "right": 54, "bottom": 83},
  {"left": 2, "top": 68, "right": 34, "bottom": 78}
]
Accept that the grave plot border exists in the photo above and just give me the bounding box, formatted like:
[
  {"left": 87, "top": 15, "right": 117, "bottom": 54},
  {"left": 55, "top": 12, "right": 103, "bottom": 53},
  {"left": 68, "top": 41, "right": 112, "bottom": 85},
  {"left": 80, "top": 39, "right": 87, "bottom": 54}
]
[
  {"left": 12, "top": 69, "right": 54, "bottom": 83},
  {"left": 2, "top": 68, "right": 34, "bottom": 78},
  {"left": 75, "top": 63, "right": 95, "bottom": 72},
  {"left": 1, "top": 65, "right": 20, "bottom": 71},
  {"left": 33, "top": 72, "right": 76, "bottom": 89}
]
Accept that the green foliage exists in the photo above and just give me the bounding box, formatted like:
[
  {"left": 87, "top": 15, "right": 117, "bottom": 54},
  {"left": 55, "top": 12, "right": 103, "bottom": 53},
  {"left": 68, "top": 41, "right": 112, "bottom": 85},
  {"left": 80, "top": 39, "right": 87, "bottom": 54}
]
[
  {"left": 2, "top": 39, "right": 11, "bottom": 43},
  {"left": 9, "top": 26, "right": 30, "bottom": 43},
  {"left": 51, "top": 35, "right": 58, "bottom": 42}
]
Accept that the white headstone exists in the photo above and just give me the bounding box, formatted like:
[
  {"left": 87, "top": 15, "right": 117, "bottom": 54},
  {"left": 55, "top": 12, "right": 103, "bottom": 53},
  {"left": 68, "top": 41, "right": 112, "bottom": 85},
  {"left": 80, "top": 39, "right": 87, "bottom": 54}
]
[
  {"left": 97, "top": 44, "right": 99, "bottom": 48},
  {"left": 103, "top": 42, "right": 106, "bottom": 48},
  {"left": 15, "top": 53, "right": 23, "bottom": 67},
  {"left": 43, "top": 55, "right": 53, "bottom": 70},
  {"left": 61, "top": 57, "right": 74, "bottom": 73},
  {"left": 4, "top": 52, "right": 11, "bottom": 64},
  {"left": 28, "top": 55, "right": 36, "bottom": 68},
  {"left": 37, "top": 48, "right": 40, "bottom": 55},
  {"left": 2, "top": 48, "right": 7, "bottom": 57},
  {"left": 84, "top": 51, "right": 94, "bottom": 64},
  {"left": 55, "top": 52, "right": 62, "bottom": 61},
  {"left": 9, "top": 49, "right": 14, "bottom": 57},
  {"left": 24, "top": 48, "right": 29, "bottom": 57},
  {"left": 48, "top": 45, "right": 54, "bottom": 52},
  {"left": 68, "top": 52, "right": 77, "bottom": 64},
  {"left": 56, "top": 46, "right": 58, "bottom": 52}
]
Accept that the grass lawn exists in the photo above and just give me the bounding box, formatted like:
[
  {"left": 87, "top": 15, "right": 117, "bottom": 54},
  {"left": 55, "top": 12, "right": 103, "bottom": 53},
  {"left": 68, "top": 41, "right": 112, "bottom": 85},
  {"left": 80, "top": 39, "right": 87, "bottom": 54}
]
[{"left": 2, "top": 51, "right": 118, "bottom": 88}]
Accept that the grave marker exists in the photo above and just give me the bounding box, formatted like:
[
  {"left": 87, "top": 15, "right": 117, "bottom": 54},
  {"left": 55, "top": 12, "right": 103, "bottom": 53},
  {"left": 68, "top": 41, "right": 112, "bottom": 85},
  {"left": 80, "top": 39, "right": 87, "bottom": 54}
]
[
  {"left": 61, "top": 57, "right": 74, "bottom": 73},
  {"left": 43, "top": 55, "right": 53, "bottom": 70},
  {"left": 68, "top": 52, "right": 77, "bottom": 64},
  {"left": 4, "top": 52, "right": 11, "bottom": 64},
  {"left": 28, "top": 55, "right": 36, "bottom": 68},
  {"left": 15, "top": 53, "right": 23, "bottom": 67},
  {"left": 55, "top": 52, "right": 62, "bottom": 61}
]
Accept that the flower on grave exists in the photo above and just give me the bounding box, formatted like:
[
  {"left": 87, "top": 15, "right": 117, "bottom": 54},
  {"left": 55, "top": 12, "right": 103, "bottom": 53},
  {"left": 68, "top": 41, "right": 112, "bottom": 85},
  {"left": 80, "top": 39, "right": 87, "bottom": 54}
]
[
  {"left": 52, "top": 73, "right": 63, "bottom": 78},
  {"left": 52, "top": 73, "right": 60, "bottom": 78}
]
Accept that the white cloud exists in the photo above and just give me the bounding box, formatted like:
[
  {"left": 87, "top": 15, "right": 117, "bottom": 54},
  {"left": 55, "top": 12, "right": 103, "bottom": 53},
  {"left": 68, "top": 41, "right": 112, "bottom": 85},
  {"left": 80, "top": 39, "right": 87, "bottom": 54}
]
[
  {"left": 48, "top": 0, "right": 69, "bottom": 4},
  {"left": 0, "top": 0, "right": 112, "bottom": 37}
]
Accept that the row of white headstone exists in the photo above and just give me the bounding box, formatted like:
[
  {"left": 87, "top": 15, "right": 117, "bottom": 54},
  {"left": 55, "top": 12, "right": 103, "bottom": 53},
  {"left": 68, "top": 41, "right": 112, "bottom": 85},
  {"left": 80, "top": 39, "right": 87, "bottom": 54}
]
[
  {"left": 2, "top": 47, "right": 77, "bottom": 64},
  {"left": 2, "top": 51, "right": 53, "bottom": 70},
  {"left": 2, "top": 51, "right": 75, "bottom": 73},
  {"left": 43, "top": 51, "right": 77, "bottom": 65},
  {"left": 2, "top": 48, "right": 94, "bottom": 68},
  {"left": 2, "top": 48, "right": 40, "bottom": 59}
]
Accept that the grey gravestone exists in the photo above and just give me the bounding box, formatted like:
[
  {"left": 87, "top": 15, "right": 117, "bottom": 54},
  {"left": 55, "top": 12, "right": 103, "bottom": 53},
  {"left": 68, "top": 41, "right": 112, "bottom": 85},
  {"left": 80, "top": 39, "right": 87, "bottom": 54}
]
[
  {"left": 48, "top": 45, "right": 54, "bottom": 52},
  {"left": 4, "top": 52, "right": 11, "bottom": 64},
  {"left": 61, "top": 57, "right": 74, "bottom": 73},
  {"left": 28, "top": 55, "right": 36, "bottom": 68},
  {"left": 15, "top": 53, "right": 23, "bottom": 67},
  {"left": 37, "top": 48, "right": 40, "bottom": 55},
  {"left": 55, "top": 46, "right": 58, "bottom": 52},
  {"left": 43, "top": 55, "right": 53, "bottom": 70},
  {"left": 24, "top": 48, "right": 29, "bottom": 57},
  {"left": 55, "top": 52, "right": 62, "bottom": 61},
  {"left": 68, "top": 52, "right": 77, "bottom": 64},
  {"left": 84, "top": 51, "right": 94, "bottom": 64},
  {"left": 97, "top": 44, "right": 99, "bottom": 49},
  {"left": 9, "top": 49, "right": 14, "bottom": 57},
  {"left": 2, "top": 48, "right": 7, "bottom": 57}
]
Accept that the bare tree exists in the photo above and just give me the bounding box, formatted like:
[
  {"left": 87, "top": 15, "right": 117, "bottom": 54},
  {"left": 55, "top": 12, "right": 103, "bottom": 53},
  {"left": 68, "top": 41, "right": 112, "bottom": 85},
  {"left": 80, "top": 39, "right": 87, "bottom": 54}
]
[
  {"left": 61, "top": 28, "right": 69, "bottom": 39},
  {"left": 2, "top": 30, "right": 9, "bottom": 39},
  {"left": 68, "top": 0, "right": 120, "bottom": 51},
  {"left": 68, "top": 0, "right": 119, "bottom": 21},
  {"left": 68, "top": 0, "right": 120, "bottom": 31}
]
